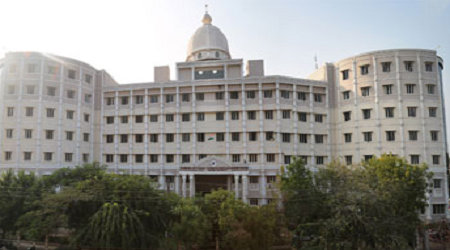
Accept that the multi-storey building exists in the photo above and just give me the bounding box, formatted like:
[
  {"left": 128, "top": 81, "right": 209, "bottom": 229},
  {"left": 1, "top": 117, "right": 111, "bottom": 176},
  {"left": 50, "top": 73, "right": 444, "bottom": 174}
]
[{"left": 0, "top": 11, "right": 448, "bottom": 219}]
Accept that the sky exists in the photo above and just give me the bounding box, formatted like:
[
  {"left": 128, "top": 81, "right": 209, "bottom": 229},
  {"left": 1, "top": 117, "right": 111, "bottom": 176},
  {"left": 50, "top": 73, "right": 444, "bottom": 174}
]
[{"left": 0, "top": 0, "right": 449, "bottom": 143}]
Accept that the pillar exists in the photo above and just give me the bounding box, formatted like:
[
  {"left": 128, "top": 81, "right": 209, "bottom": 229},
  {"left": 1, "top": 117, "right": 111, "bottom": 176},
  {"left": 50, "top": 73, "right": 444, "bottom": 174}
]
[
  {"left": 227, "top": 175, "right": 232, "bottom": 191},
  {"left": 158, "top": 174, "right": 165, "bottom": 190},
  {"left": 182, "top": 175, "right": 187, "bottom": 198},
  {"left": 189, "top": 174, "right": 195, "bottom": 198},
  {"left": 234, "top": 175, "right": 239, "bottom": 199},
  {"left": 260, "top": 174, "right": 267, "bottom": 205},
  {"left": 175, "top": 175, "right": 180, "bottom": 195},
  {"left": 242, "top": 175, "right": 248, "bottom": 203}
]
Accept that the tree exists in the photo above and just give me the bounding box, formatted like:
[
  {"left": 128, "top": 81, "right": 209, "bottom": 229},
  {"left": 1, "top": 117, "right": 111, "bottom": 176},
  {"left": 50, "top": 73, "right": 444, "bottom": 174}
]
[{"left": 171, "top": 198, "right": 207, "bottom": 249}]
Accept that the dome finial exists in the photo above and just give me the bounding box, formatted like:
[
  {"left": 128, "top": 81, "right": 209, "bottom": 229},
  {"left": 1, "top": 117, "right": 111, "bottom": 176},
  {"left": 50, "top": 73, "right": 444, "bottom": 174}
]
[{"left": 202, "top": 4, "right": 212, "bottom": 24}]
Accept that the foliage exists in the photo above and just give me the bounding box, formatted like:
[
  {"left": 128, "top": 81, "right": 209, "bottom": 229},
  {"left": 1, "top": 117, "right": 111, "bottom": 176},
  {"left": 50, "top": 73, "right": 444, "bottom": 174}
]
[{"left": 171, "top": 198, "right": 207, "bottom": 249}]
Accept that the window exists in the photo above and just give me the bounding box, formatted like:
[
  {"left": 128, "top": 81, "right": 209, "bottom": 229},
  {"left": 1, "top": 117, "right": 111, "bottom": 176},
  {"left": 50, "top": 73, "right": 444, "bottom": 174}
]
[
  {"left": 249, "top": 132, "right": 258, "bottom": 141},
  {"left": 343, "top": 111, "right": 351, "bottom": 121},
  {"left": 84, "top": 94, "right": 91, "bottom": 103},
  {"left": 360, "top": 65, "right": 369, "bottom": 75},
  {"left": 85, "top": 74, "right": 92, "bottom": 84},
  {"left": 246, "top": 91, "right": 256, "bottom": 99},
  {"left": 106, "top": 97, "right": 115, "bottom": 105},
  {"left": 266, "top": 132, "right": 275, "bottom": 141},
  {"left": 409, "top": 131, "right": 418, "bottom": 141},
  {"left": 121, "top": 116, "right": 128, "bottom": 124},
  {"left": 121, "top": 96, "right": 129, "bottom": 105},
  {"left": 150, "top": 95, "right": 158, "bottom": 103},
  {"left": 280, "top": 90, "right": 290, "bottom": 99},
  {"left": 120, "top": 154, "right": 128, "bottom": 163},
  {"left": 386, "top": 131, "right": 396, "bottom": 141},
  {"left": 106, "top": 116, "right": 114, "bottom": 124},
  {"left": 266, "top": 154, "right": 275, "bottom": 163},
  {"left": 6, "top": 129, "right": 13, "bottom": 139},
  {"left": 26, "top": 85, "right": 35, "bottom": 94},
  {"left": 406, "top": 84, "right": 415, "bottom": 94},
  {"left": 135, "top": 95, "right": 144, "bottom": 104},
  {"left": 166, "top": 114, "right": 174, "bottom": 122},
  {"left": 47, "top": 66, "right": 58, "bottom": 75},
  {"left": 247, "top": 111, "right": 256, "bottom": 120},
  {"left": 425, "top": 62, "right": 433, "bottom": 72},
  {"left": 150, "top": 155, "right": 158, "bottom": 163},
  {"left": 84, "top": 113, "right": 90, "bottom": 122},
  {"left": 298, "top": 112, "right": 307, "bottom": 122},
  {"left": 150, "top": 134, "right": 158, "bottom": 143},
  {"left": 182, "top": 133, "right": 190, "bottom": 142},
  {"left": 232, "top": 154, "right": 241, "bottom": 163},
  {"left": 342, "top": 70, "right": 349, "bottom": 80},
  {"left": 182, "top": 113, "right": 190, "bottom": 122},
  {"left": 182, "top": 93, "right": 190, "bottom": 102},
  {"left": 197, "top": 113, "right": 205, "bottom": 121},
  {"left": 165, "top": 94, "right": 174, "bottom": 103},
  {"left": 199, "top": 154, "right": 207, "bottom": 160},
  {"left": 297, "top": 92, "right": 307, "bottom": 101},
  {"left": 284, "top": 155, "right": 291, "bottom": 164},
  {"left": 363, "top": 132, "right": 372, "bottom": 142},
  {"left": 404, "top": 61, "right": 414, "bottom": 72},
  {"left": 65, "top": 153, "right": 73, "bottom": 162},
  {"left": 231, "top": 111, "right": 239, "bottom": 120},
  {"left": 67, "top": 90, "right": 76, "bottom": 99},
  {"left": 385, "top": 107, "right": 395, "bottom": 118},
  {"left": 364, "top": 155, "right": 373, "bottom": 161},
  {"left": 196, "top": 93, "right": 204, "bottom": 101},
  {"left": 410, "top": 155, "right": 420, "bottom": 164},
  {"left": 106, "top": 135, "right": 114, "bottom": 143},
  {"left": 231, "top": 132, "right": 240, "bottom": 142},
  {"left": 7, "top": 86, "right": 15, "bottom": 95},
  {"left": 24, "top": 152, "right": 32, "bottom": 161},
  {"left": 182, "top": 154, "right": 190, "bottom": 163},
  {"left": 345, "top": 155, "right": 353, "bottom": 165},
  {"left": 344, "top": 133, "right": 352, "bottom": 143},
  {"left": 282, "top": 110, "right": 291, "bottom": 119},
  {"left": 407, "top": 107, "right": 417, "bottom": 117},
  {"left": 249, "top": 154, "right": 258, "bottom": 163},
  {"left": 135, "top": 116, "right": 143, "bottom": 124},
  {"left": 361, "top": 87, "right": 370, "bottom": 97},
  {"left": 314, "top": 94, "right": 323, "bottom": 103},
  {"left": 44, "top": 152, "right": 53, "bottom": 161},
  {"left": 68, "top": 69, "right": 76, "bottom": 79},
  {"left": 216, "top": 112, "right": 224, "bottom": 121},
  {"left": 7, "top": 107, "right": 14, "bottom": 117},
  {"left": 26, "top": 107, "right": 34, "bottom": 117},
  {"left": 384, "top": 85, "right": 393, "bottom": 95},
  {"left": 215, "top": 92, "right": 224, "bottom": 100},
  {"left": 362, "top": 109, "right": 371, "bottom": 119},
  {"left": 429, "top": 107, "right": 437, "bottom": 117},
  {"left": 282, "top": 133, "right": 291, "bottom": 143},
  {"left": 27, "top": 64, "right": 37, "bottom": 73},
  {"left": 106, "top": 154, "right": 114, "bottom": 163},
  {"left": 216, "top": 133, "right": 225, "bottom": 142},
  {"left": 66, "top": 131, "right": 74, "bottom": 141},
  {"left": 316, "top": 156, "right": 324, "bottom": 165},
  {"left": 427, "top": 85, "right": 435, "bottom": 94},
  {"left": 265, "top": 110, "right": 273, "bottom": 120},
  {"left": 120, "top": 134, "right": 128, "bottom": 143},
  {"left": 315, "top": 134, "right": 324, "bottom": 144},
  {"left": 433, "top": 204, "right": 446, "bottom": 215},
  {"left": 431, "top": 131, "right": 439, "bottom": 141},
  {"left": 25, "top": 129, "right": 33, "bottom": 139},
  {"left": 267, "top": 176, "right": 276, "bottom": 183},
  {"left": 299, "top": 134, "right": 308, "bottom": 143},
  {"left": 263, "top": 90, "right": 273, "bottom": 98},
  {"left": 381, "top": 62, "right": 391, "bottom": 72},
  {"left": 135, "top": 154, "right": 143, "bottom": 163},
  {"left": 197, "top": 133, "right": 205, "bottom": 142},
  {"left": 150, "top": 115, "right": 158, "bottom": 122},
  {"left": 166, "top": 134, "right": 174, "bottom": 143},
  {"left": 46, "top": 108, "right": 55, "bottom": 118},
  {"left": 66, "top": 110, "right": 74, "bottom": 119},
  {"left": 230, "top": 91, "right": 239, "bottom": 99},
  {"left": 433, "top": 155, "right": 440, "bottom": 165},
  {"left": 433, "top": 179, "right": 442, "bottom": 189},
  {"left": 342, "top": 91, "right": 350, "bottom": 100},
  {"left": 83, "top": 133, "right": 89, "bottom": 142}
]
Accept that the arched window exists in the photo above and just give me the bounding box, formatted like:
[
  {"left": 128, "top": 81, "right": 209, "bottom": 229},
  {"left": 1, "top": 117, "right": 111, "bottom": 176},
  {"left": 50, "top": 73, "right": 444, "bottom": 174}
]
[
  {"left": 198, "top": 53, "right": 202, "bottom": 59},
  {"left": 215, "top": 51, "right": 220, "bottom": 58}
]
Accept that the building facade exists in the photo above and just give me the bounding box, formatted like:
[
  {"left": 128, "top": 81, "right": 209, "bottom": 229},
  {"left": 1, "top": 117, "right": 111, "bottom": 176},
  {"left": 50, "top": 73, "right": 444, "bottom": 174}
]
[{"left": 0, "top": 12, "right": 448, "bottom": 219}]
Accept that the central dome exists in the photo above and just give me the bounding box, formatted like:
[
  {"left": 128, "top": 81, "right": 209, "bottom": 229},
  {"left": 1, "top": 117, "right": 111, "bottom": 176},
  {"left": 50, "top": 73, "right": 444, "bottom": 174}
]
[{"left": 186, "top": 12, "right": 231, "bottom": 62}]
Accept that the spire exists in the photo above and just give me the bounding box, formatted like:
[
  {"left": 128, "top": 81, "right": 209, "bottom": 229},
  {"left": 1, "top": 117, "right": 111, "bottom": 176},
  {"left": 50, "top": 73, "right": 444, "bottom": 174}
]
[{"left": 202, "top": 4, "right": 212, "bottom": 25}]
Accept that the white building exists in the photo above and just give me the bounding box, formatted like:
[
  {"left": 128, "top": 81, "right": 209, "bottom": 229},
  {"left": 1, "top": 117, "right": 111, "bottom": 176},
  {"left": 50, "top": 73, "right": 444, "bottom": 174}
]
[{"left": 0, "top": 11, "right": 448, "bottom": 219}]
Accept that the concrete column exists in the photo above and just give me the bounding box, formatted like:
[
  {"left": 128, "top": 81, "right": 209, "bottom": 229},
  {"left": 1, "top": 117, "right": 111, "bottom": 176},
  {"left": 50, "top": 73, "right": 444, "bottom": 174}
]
[
  {"left": 189, "top": 174, "right": 195, "bottom": 198},
  {"left": 227, "top": 175, "right": 232, "bottom": 191},
  {"left": 182, "top": 175, "right": 187, "bottom": 198},
  {"left": 242, "top": 175, "right": 248, "bottom": 203},
  {"left": 175, "top": 175, "right": 180, "bottom": 195},
  {"left": 234, "top": 175, "right": 239, "bottom": 199},
  {"left": 260, "top": 175, "right": 267, "bottom": 205},
  {"left": 159, "top": 174, "right": 165, "bottom": 190}
]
